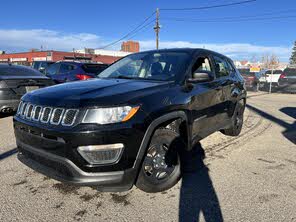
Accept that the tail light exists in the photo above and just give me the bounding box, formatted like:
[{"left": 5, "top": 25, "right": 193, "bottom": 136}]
[
  {"left": 279, "top": 73, "right": 286, "bottom": 79},
  {"left": 76, "top": 74, "right": 92, "bottom": 80}
]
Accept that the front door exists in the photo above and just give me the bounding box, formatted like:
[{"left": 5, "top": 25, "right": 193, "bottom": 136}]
[{"left": 189, "top": 54, "right": 225, "bottom": 141}]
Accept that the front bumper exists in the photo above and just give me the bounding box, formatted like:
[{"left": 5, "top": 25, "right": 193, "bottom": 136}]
[
  {"left": 17, "top": 140, "right": 136, "bottom": 191},
  {"left": 14, "top": 116, "right": 147, "bottom": 191}
]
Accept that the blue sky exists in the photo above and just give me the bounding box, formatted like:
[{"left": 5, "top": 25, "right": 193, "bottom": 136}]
[{"left": 0, "top": 0, "right": 296, "bottom": 61}]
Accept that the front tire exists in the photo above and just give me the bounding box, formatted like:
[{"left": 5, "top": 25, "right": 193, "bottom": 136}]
[
  {"left": 136, "top": 128, "right": 181, "bottom": 193},
  {"left": 221, "top": 100, "right": 245, "bottom": 136}
]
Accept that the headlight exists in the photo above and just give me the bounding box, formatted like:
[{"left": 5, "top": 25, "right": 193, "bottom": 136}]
[{"left": 82, "top": 106, "right": 140, "bottom": 124}]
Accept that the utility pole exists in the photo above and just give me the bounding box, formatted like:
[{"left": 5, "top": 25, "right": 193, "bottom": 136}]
[
  {"left": 154, "top": 8, "right": 160, "bottom": 50},
  {"left": 269, "top": 65, "right": 274, "bottom": 94}
]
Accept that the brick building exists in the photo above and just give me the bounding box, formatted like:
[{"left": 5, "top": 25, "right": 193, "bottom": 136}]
[
  {"left": 0, "top": 50, "right": 123, "bottom": 66},
  {"left": 121, "top": 41, "right": 140, "bottom": 53}
]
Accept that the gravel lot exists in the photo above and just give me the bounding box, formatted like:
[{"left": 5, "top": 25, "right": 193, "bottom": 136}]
[{"left": 0, "top": 92, "right": 295, "bottom": 222}]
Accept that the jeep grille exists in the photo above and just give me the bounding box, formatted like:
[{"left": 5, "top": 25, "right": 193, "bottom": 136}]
[{"left": 17, "top": 102, "right": 78, "bottom": 127}]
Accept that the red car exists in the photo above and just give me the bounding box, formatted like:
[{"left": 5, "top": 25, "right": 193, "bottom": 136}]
[{"left": 238, "top": 68, "right": 259, "bottom": 91}]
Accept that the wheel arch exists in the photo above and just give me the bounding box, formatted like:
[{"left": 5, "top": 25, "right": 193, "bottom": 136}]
[{"left": 132, "top": 111, "right": 191, "bottom": 182}]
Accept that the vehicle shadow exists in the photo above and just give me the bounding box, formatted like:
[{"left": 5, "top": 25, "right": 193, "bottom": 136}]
[
  {"left": 179, "top": 142, "right": 223, "bottom": 222},
  {"left": 246, "top": 104, "right": 296, "bottom": 144}
]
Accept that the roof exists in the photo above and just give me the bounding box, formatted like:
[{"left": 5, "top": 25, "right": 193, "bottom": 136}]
[{"left": 131, "top": 48, "right": 232, "bottom": 60}]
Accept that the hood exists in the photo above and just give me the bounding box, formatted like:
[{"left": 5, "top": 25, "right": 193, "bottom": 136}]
[{"left": 24, "top": 78, "right": 171, "bottom": 107}]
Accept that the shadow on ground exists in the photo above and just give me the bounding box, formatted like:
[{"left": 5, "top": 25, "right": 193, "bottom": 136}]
[
  {"left": 246, "top": 104, "right": 296, "bottom": 144},
  {"left": 0, "top": 113, "right": 14, "bottom": 119},
  {"left": 179, "top": 142, "right": 223, "bottom": 222}
]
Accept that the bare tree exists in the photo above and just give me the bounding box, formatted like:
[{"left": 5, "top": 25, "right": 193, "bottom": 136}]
[{"left": 261, "top": 54, "right": 279, "bottom": 69}]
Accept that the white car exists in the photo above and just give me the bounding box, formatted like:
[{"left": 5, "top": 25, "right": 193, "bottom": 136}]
[{"left": 259, "top": 69, "right": 284, "bottom": 88}]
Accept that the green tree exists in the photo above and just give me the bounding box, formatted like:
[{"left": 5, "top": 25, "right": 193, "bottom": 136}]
[{"left": 290, "top": 41, "right": 296, "bottom": 65}]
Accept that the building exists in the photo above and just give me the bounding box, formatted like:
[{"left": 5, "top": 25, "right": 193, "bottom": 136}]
[
  {"left": 121, "top": 41, "right": 140, "bottom": 53},
  {"left": 75, "top": 48, "right": 131, "bottom": 57},
  {"left": 0, "top": 50, "right": 123, "bottom": 66}
]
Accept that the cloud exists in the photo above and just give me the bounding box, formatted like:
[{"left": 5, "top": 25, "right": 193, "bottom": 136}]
[
  {"left": 140, "top": 40, "right": 292, "bottom": 61},
  {"left": 0, "top": 29, "right": 292, "bottom": 61},
  {"left": 0, "top": 29, "right": 106, "bottom": 51}
]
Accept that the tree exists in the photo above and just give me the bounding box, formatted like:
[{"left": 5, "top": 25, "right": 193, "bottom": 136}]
[
  {"left": 261, "top": 54, "right": 279, "bottom": 69},
  {"left": 290, "top": 41, "right": 296, "bottom": 65}
]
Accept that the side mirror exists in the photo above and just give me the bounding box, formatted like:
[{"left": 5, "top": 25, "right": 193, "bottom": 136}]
[{"left": 188, "top": 72, "right": 211, "bottom": 83}]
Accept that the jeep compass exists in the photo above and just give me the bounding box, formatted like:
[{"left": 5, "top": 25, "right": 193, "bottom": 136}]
[{"left": 14, "top": 48, "right": 246, "bottom": 193}]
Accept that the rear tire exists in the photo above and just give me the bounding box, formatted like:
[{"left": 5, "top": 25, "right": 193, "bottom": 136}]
[
  {"left": 221, "top": 100, "right": 245, "bottom": 136},
  {"left": 136, "top": 128, "right": 181, "bottom": 193}
]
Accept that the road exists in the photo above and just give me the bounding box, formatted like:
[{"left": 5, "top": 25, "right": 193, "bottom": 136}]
[{"left": 0, "top": 93, "right": 295, "bottom": 222}]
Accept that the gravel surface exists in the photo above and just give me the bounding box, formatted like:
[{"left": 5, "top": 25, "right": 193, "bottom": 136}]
[{"left": 0, "top": 92, "right": 295, "bottom": 222}]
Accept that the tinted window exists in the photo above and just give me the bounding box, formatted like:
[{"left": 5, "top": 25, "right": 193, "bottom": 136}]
[
  {"left": 82, "top": 64, "right": 108, "bottom": 74},
  {"left": 32, "top": 62, "right": 41, "bottom": 70},
  {"left": 46, "top": 63, "right": 60, "bottom": 75},
  {"left": 0, "top": 66, "right": 42, "bottom": 76},
  {"left": 59, "top": 64, "right": 75, "bottom": 73},
  {"left": 283, "top": 68, "right": 296, "bottom": 76},
  {"left": 214, "top": 56, "right": 230, "bottom": 78},
  {"left": 40, "top": 62, "right": 54, "bottom": 69},
  {"left": 227, "top": 60, "right": 235, "bottom": 72}
]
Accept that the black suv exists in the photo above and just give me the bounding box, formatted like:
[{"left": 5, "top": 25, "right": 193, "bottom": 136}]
[{"left": 14, "top": 49, "right": 246, "bottom": 193}]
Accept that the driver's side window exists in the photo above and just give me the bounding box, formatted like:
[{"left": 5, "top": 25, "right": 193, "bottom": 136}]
[{"left": 192, "top": 57, "right": 212, "bottom": 77}]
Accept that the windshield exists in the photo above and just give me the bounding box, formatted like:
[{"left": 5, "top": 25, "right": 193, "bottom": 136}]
[{"left": 98, "top": 52, "right": 190, "bottom": 81}]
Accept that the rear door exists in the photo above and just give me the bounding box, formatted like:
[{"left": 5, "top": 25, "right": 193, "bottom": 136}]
[
  {"left": 190, "top": 53, "right": 225, "bottom": 140},
  {"left": 212, "top": 55, "right": 235, "bottom": 127}
]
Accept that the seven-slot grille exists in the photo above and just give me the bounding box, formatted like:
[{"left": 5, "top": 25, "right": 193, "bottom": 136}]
[{"left": 17, "top": 101, "right": 78, "bottom": 126}]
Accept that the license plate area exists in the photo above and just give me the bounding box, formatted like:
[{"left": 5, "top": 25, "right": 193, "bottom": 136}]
[{"left": 25, "top": 86, "right": 39, "bottom": 92}]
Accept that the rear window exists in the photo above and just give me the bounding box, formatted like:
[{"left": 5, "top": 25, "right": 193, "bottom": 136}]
[
  {"left": 283, "top": 68, "right": 296, "bottom": 76},
  {"left": 82, "top": 64, "right": 108, "bottom": 74},
  {"left": 0, "top": 66, "right": 42, "bottom": 76}
]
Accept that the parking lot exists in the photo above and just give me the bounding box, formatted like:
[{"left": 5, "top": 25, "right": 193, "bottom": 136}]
[{"left": 0, "top": 92, "right": 295, "bottom": 221}]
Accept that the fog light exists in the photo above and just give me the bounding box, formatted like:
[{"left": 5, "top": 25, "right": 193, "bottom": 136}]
[{"left": 77, "top": 143, "right": 124, "bottom": 165}]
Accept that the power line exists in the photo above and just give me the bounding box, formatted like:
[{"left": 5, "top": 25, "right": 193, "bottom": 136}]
[
  {"left": 162, "top": 15, "right": 296, "bottom": 23},
  {"left": 126, "top": 20, "right": 156, "bottom": 41},
  {"left": 98, "top": 11, "right": 156, "bottom": 49},
  {"left": 162, "top": 8, "right": 296, "bottom": 22},
  {"left": 160, "top": 0, "right": 256, "bottom": 11}
]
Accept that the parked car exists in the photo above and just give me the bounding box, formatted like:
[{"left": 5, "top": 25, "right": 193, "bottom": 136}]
[
  {"left": 278, "top": 67, "right": 296, "bottom": 93},
  {"left": 0, "top": 64, "right": 53, "bottom": 115},
  {"left": 32, "top": 61, "right": 54, "bottom": 74},
  {"left": 238, "top": 68, "right": 260, "bottom": 91},
  {"left": 45, "top": 61, "right": 108, "bottom": 84},
  {"left": 14, "top": 48, "right": 246, "bottom": 193},
  {"left": 259, "top": 69, "right": 283, "bottom": 89}
]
